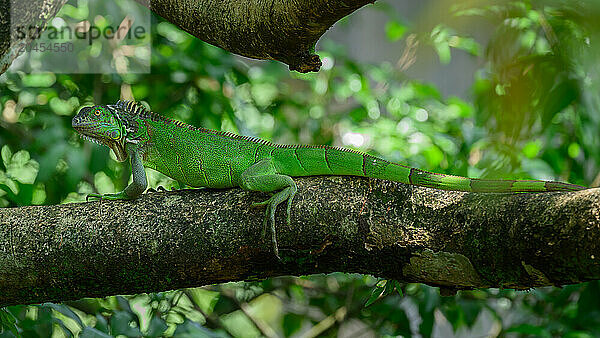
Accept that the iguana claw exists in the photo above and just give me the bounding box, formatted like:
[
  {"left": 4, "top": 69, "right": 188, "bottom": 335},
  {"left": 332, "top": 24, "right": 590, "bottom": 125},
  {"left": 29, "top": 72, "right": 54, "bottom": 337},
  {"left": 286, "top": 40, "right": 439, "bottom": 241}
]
[{"left": 251, "top": 198, "right": 280, "bottom": 259}]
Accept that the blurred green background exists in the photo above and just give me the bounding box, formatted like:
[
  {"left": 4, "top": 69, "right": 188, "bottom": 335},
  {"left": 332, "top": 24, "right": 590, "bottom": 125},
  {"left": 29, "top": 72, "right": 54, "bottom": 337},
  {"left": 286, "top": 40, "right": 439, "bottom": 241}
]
[{"left": 2, "top": 0, "right": 600, "bottom": 336}]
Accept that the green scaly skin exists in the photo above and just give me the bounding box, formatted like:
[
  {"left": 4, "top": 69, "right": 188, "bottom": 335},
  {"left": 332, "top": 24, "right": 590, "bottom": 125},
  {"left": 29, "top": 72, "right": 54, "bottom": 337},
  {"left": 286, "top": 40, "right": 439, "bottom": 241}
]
[{"left": 72, "top": 101, "right": 586, "bottom": 257}]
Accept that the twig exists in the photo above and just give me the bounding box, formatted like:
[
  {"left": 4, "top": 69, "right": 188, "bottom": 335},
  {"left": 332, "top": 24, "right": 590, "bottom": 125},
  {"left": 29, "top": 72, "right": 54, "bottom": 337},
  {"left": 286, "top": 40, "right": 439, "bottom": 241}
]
[
  {"left": 221, "top": 289, "right": 278, "bottom": 338},
  {"left": 300, "top": 306, "right": 347, "bottom": 338},
  {"left": 239, "top": 302, "right": 278, "bottom": 338}
]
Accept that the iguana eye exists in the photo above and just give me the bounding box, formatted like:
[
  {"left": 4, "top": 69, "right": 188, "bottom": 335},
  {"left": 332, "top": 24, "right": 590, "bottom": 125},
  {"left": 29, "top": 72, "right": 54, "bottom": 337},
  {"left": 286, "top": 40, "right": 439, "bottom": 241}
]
[{"left": 94, "top": 109, "right": 102, "bottom": 116}]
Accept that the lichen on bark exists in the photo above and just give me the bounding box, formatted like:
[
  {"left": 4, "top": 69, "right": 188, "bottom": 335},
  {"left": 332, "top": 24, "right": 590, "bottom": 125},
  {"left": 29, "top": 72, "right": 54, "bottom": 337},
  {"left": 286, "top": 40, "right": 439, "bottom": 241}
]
[{"left": 402, "top": 249, "right": 489, "bottom": 288}]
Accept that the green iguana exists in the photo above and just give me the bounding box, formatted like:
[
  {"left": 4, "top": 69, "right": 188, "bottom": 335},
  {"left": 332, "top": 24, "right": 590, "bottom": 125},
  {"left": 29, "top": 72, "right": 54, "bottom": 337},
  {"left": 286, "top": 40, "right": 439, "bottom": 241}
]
[{"left": 72, "top": 100, "right": 586, "bottom": 257}]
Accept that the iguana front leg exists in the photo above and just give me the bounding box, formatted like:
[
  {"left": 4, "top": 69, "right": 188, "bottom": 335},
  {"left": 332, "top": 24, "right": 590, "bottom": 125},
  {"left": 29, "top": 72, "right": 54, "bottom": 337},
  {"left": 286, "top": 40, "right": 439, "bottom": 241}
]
[
  {"left": 87, "top": 144, "right": 147, "bottom": 201},
  {"left": 240, "top": 158, "right": 297, "bottom": 258}
]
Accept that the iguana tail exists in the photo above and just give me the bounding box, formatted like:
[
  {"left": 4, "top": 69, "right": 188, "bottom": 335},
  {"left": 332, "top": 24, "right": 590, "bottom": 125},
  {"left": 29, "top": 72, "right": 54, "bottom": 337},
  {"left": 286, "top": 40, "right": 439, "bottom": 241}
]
[
  {"left": 375, "top": 162, "right": 584, "bottom": 192},
  {"left": 274, "top": 146, "right": 585, "bottom": 192}
]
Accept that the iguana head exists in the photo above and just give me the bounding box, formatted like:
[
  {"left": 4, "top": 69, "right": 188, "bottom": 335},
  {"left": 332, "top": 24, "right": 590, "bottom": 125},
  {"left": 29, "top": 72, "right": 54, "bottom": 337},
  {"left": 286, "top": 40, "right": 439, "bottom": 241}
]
[{"left": 72, "top": 105, "right": 128, "bottom": 162}]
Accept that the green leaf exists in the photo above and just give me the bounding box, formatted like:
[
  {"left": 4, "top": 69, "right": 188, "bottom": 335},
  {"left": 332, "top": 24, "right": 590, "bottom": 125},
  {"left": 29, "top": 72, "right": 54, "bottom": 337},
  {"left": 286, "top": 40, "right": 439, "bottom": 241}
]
[
  {"left": 383, "top": 279, "right": 396, "bottom": 296},
  {"left": 448, "top": 36, "right": 481, "bottom": 56},
  {"left": 44, "top": 303, "right": 83, "bottom": 327},
  {"left": 393, "top": 280, "right": 404, "bottom": 297},
  {"left": 0, "top": 309, "right": 18, "bottom": 336},
  {"left": 145, "top": 316, "right": 168, "bottom": 336},
  {"left": 80, "top": 327, "right": 113, "bottom": 338},
  {"left": 0, "top": 171, "right": 19, "bottom": 195},
  {"left": 1, "top": 146, "right": 11, "bottom": 168},
  {"left": 173, "top": 319, "right": 221, "bottom": 336},
  {"left": 49, "top": 97, "right": 75, "bottom": 116},
  {"left": 385, "top": 20, "right": 407, "bottom": 41},
  {"left": 424, "top": 146, "right": 444, "bottom": 168},
  {"left": 522, "top": 140, "right": 541, "bottom": 158},
  {"left": 576, "top": 281, "right": 600, "bottom": 322},
  {"left": 447, "top": 97, "right": 474, "bottom": 118},
  {"left": 431, "top": 25, "right": 452, "bottom": 64},
  {"left": 109, "top": 311, "right": 142, "bottom": 336},
  {"left": 506, "top": 324, "right": 551, "bottom": 336},
  {"left": 495, "top": 84, "right": 506, "bottom": 96},
  {"left": 434, "top": 43, "right": 451, "bottom": 64},
  {"left": 542, "top": 80, "right": 578, "bottom": 127},
  {"left": 21, "top": 73, "right": 56, "bottom": 88},
  {"left": 94, "top": 314, "right": 109, "bottom": 334},
  {"left": 187, "top": 288, "right": 220, "bottom": 314},
  {"left": 365, "top": 282, "right": 386, "bottom": 307},
  {"left": 93, "top": 172, "right": 115, "bottom": 195},
  {"left": 568, "top": 143, "right": 580, "bottom": 159},
  {"left": 563, "top": 331, "right": 595, "bottom": 338},
  {"left": 283, "top": 313, "right": 303, "bottom": 336},
  {"left": 7, "top": 151, "right": 39, "bottom": 185}
]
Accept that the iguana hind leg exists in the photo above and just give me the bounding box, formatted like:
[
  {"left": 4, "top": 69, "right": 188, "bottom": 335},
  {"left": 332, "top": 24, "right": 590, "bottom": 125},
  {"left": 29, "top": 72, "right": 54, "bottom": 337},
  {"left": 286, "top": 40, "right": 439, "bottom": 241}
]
[{"left": 240, "top": 157, "right": 297, "bottom": 258}]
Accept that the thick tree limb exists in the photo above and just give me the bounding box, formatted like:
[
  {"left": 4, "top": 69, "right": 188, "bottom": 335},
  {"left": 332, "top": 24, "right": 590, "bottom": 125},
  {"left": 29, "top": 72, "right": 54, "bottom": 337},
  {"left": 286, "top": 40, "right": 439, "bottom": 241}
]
[
  {"left": 137, "top": 0, "right": 375, "bottom": 72},
  {"left": 0, "top": 0, "right": 67, "bottom": 75},
  {"left": 0, "top": 0, "right": 375, "bottom": 74},
  {"left": 1, "top": 176, "right": 600, "bottom": 306}
]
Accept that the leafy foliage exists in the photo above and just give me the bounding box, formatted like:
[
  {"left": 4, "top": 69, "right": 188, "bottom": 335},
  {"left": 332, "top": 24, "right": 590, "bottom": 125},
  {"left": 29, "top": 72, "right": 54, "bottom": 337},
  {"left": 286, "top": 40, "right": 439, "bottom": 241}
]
[{"left": 1, "top": 0, "right": 600, "bottom": 336}]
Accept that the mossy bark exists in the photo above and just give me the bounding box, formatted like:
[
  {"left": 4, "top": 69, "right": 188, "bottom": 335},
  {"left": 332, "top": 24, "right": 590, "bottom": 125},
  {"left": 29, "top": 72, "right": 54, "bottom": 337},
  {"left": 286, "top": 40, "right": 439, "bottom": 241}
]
[
  {"left": 0, "top": 0, "right": 375, "bottom": 74},
  {"left": 1, "top": 176, "right": 599, "bottom": 306},
  {"left": 0, "top": 0, "right": 67, "bottom": 74},
  {"left": 136, "top": 0, "right": 375, "bottom": 72}
]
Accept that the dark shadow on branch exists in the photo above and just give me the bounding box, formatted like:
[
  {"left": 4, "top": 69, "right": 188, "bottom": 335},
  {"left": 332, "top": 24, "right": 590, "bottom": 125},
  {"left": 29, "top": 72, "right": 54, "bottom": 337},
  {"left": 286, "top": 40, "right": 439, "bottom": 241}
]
[{"left": 1, "top": 176, "right": 600, "bottom": 307}]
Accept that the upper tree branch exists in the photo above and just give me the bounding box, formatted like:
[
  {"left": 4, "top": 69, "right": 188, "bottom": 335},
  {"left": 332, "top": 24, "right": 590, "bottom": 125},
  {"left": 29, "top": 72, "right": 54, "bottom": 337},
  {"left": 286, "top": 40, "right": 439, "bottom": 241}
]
[
  {"left": 1, "top": 176, "right": 599, "bottom": 307},
  {"left": 0, "top": 0, "right": 374, "bottom": 74},
  {"left": 137, "top": 0, "right": 376, "bottom": 72},
  {"left": 0, "top": 0, "right": 67, "bottom": 75}
]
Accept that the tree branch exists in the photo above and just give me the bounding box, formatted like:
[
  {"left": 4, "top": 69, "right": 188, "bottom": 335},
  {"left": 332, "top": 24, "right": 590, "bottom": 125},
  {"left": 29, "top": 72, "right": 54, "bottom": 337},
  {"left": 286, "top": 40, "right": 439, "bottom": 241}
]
[
  {"left": 1, "top": 176, "right": 599, "bottom": 306},
  {"left": 137, "top": 0, "right": 376, "bottom": 72},
  {"left": 0, "top": 0, "right": 375, "bottom": 74},
  {"left": 0, "top": 0, "right": 67, "bottom": 75}
]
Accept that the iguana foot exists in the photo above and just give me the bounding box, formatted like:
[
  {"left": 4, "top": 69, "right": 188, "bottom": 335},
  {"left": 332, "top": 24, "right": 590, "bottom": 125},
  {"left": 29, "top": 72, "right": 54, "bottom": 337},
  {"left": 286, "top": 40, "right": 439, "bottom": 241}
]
[
  {"left": 252, "top": 197, "right": 280, "bottom": 259},
  {"left": 241, "top": 157, "right": 298, "bottom": 259},
  {"left": 251, "top": 186, "right": 297, "bottom": 259}
]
